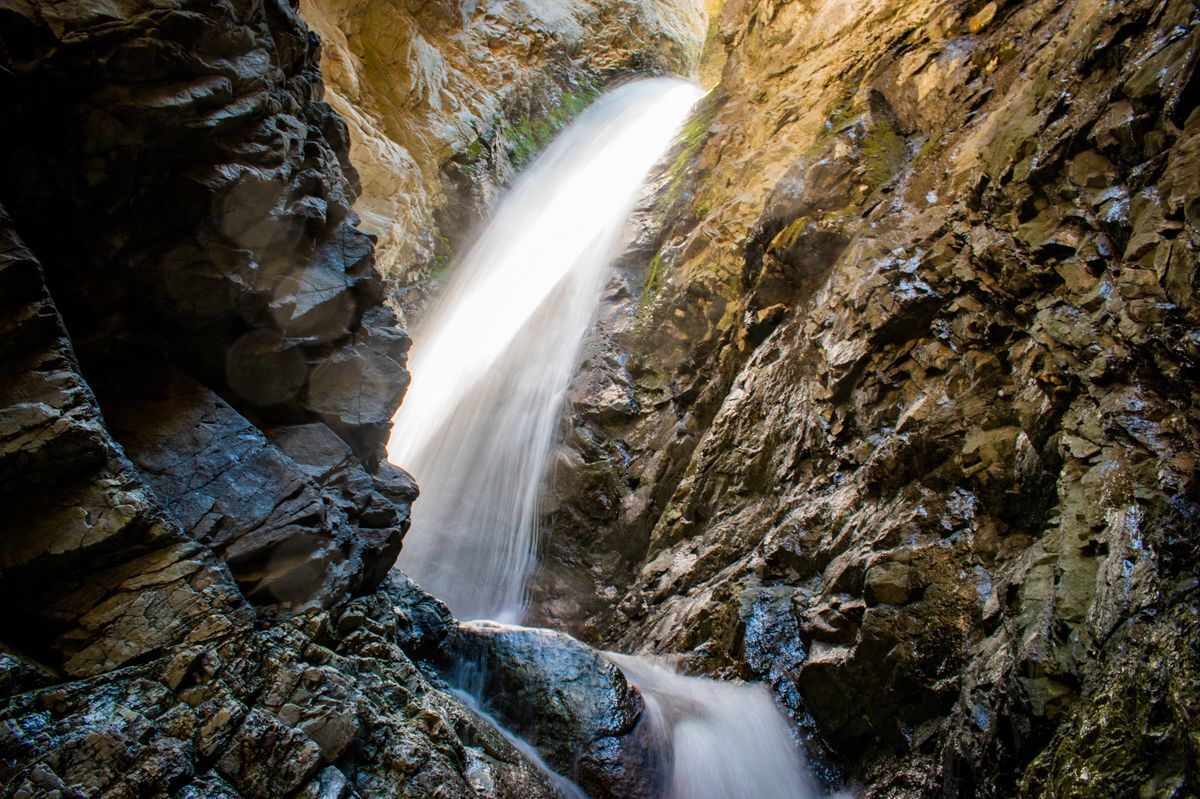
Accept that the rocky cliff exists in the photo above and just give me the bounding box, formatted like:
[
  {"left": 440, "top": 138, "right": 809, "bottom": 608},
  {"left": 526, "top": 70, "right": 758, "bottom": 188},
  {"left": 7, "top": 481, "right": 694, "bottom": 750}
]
[
  {"left": 537, "top": 0, "right": 1200, "bottom": 795},
  {"left": 0, "top": 0, "right": 688, "bottom": 795},
  {"left": 301, "top": 0, "right": 706, "bottom": 298}
]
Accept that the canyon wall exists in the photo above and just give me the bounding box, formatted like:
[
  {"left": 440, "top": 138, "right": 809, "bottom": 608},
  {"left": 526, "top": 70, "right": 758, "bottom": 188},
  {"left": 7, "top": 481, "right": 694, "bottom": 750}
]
[
  {"left": 0, "top": 0, "right": 692, "bottom": 795},
  {"left": 1, "top": 0, "right": 1196, "bottom": 795},
  {"left": 302, "top": 0, "right": 706, "bottom": 298},
  {"left": 538, "top": 0, "right": 1200, "bottom": 794}
]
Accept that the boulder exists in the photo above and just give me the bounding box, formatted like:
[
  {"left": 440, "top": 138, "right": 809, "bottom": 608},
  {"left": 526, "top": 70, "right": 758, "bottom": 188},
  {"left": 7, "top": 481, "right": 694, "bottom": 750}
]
[{"left": 442, "top": 620, "right": 657, "bottom": 798}]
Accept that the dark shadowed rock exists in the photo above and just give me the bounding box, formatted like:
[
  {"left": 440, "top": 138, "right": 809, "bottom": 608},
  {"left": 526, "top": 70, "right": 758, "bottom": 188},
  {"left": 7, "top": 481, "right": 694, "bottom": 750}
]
[
  {"left": 0, "top": 0, "right": 409, "bottom": 467},
  {"left": 92, "top": 352, "right": 412, "bottom": 610},
  {"left": 380, "top": 573, "right": 455, "bottom": 658},
  {"left": 0, "top": 208, "right": 251, "bottom": 679}
]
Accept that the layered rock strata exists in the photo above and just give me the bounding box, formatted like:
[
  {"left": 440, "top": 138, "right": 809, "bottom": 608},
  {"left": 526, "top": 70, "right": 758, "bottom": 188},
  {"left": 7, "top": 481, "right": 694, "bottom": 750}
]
[
  {"left": 0, "top": 208, "right": 249, "bottom": 680},
  {"left": 536, "top": 0, "right": 1200, "bottom": 795},
  {"left": 1, "top": 573, "right": 569, "bottom": 798},
  {"left": 0, "top": 0, "right": 416, "bottom": 617},
  {"left": 0, "top": 203, "right": 561, "bottom": 796}
]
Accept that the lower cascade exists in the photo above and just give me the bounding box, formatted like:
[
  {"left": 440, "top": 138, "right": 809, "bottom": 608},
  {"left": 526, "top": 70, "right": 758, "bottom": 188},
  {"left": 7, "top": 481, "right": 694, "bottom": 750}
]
[
  {"left": 608, "top": 654, "right": 821, "bottom": 799},
  {"left": 386, "top": 79, "right": 825, "bottom": 797}
]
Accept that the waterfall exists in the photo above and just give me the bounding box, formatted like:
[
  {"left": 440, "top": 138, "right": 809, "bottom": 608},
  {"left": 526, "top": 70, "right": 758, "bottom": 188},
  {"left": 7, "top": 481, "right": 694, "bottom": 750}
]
[
  {"left": 387, "top": 77, "right": 830, "bottom": 799},
  {"left": 386, "top": 78, "right": 704, "bottom": 622},
  {"left": 449, "top": 688, "right": 590, "bottom": 799}
]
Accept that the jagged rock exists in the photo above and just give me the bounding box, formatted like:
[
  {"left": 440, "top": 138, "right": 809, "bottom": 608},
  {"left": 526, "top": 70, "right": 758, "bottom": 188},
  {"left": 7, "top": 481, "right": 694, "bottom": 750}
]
[
  {"left": 2, "top": 0, "right": 1197, "bottom": 796},
  {"left": 533, "top": 0, "right": 1200, "bottom": 795},
  {"left": 0, "top": 0, "right": 616, "bottom": 794},
  {"left": 0, "top": 208, "right": 251, "bottom": 679},
  {"left": 380, "top": 573, "right": 455, "bottom": 658},
  {"left": 0, "top": 0, "right": 407, "bottom": 467},
  {"left": 0, "top": 583, "right": 565, "bottom": 798},
  {"left": 0, "top": 0, "right": 428, "bottom": 617},
  {"left": 94, "top": 354, "right": 413, "bottom": 610},
  {"left": 1021, "top": 600, "right": 1200, "bottom": 797}
]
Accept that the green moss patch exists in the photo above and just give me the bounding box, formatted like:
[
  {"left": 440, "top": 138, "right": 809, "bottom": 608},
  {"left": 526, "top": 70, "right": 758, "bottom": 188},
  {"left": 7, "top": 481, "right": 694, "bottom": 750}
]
[
  {"left": 638, "top": 251, "right": 667, "bottom": 312},
  {"left": 861, "top": 119, "right": 908, "bottom": 189},
  {"left": 504, "top": 82, "right": 602, "bottom": 169}
]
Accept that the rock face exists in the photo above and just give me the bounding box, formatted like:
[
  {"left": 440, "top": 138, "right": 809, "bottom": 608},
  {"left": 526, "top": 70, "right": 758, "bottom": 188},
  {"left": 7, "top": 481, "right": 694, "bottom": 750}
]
[
  {"left": 535, "top": 0, "right": 1200, "bottom": 795},
  {"left": 0, "top": 0, "right": 415, "bottom": 467},
  {"left": 0, "top": 207, "right": 555, "bottom": 796},
  {"left": 96, "top": 359, "right": 418, "bottom": 609},
  {"left": 0, "top": 0, "right": 633, "bottom": 795},
  {"left": 0, "top": 0, "right": 416, "bottom": 614},
  {"left": 1, "top": 576, "right": 565, "bottom": 798},
  {"left": 4, "top": 0, "right": 1197, "bottom": 794},
  {"left": 302, "top": 0, "right": 707, "bottom": 288},
  {"left": 0, "top": 209, "right": 250, "bottom": 680}
]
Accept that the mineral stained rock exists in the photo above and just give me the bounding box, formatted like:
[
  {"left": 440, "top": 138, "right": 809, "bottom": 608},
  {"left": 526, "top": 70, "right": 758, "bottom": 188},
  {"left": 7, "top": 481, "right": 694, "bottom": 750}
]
[{"left": 534, "top": 0, "right": 1200, "bottom": 795}]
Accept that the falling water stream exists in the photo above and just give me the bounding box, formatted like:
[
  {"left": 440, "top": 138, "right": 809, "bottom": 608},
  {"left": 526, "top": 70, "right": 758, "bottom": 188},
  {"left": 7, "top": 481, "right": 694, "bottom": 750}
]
[
  {"left": 387, "top": 78, "right": 703, "bottom": 623},
  {"left": 387, "top": 78, "right": 823, "bottom": 798}
]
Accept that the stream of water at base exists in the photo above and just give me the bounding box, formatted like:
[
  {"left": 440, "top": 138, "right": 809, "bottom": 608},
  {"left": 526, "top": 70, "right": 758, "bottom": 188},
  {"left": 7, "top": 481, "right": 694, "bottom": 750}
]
[{"left": 386, "top": 77, "right": 825, "bottom": 799}]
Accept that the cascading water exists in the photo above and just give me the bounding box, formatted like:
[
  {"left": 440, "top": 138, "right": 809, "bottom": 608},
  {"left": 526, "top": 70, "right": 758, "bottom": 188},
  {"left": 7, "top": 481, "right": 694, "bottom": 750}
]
[
  {"left": 387, "top": 78, "right": 704, "bottom": 622},
  {"left": 606, "top": 654, "right": 822, "bottom": 799},
  {"left": 388, "top": 77, "right": 831, "bottom": 798}
]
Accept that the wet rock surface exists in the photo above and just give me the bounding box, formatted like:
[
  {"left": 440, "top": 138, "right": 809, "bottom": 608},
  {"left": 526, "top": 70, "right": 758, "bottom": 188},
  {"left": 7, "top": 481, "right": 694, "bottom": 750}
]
[
  {"left": 0, "top": 576, "right": 563, "bottom": 799},
  {"left": 0, "top": 210, "right": 561, "bottom": 793},
  {"left": 95, "top": 357, "right": 417, "bottom": 609},
  {"left": 442, "top": 621, "right": 656, "bottom": 798},
  {"left": 0, "top": 0, "right": 421, "bottom": 618},
  {"left": 534, "top": 0, "right": 1200, "bottom": 795}
]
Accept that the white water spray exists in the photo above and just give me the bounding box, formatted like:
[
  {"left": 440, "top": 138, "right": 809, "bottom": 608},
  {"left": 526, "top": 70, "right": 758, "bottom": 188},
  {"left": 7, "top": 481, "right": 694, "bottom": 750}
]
[
  {"left": 387, "top": 78, "right": 704, "bottom": 622},
  {"left": 607, "top": 654, "right": 822, "bottom": 799}
]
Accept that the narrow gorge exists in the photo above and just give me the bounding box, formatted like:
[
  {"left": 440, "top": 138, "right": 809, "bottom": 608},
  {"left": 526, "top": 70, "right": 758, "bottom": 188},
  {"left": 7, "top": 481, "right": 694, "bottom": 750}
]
[{"left": 0, "top": 1, "right": 1196, "bottom": 798}]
